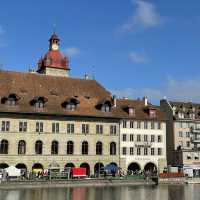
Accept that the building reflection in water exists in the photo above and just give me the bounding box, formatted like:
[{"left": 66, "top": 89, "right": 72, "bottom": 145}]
[{"left": 0, "top": 185, "right": 199, "bottom": 200}]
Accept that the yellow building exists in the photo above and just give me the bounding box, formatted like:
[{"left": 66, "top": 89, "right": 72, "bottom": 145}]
[{"left": 0, "top": 33, "right": 120, "bottom": 175}]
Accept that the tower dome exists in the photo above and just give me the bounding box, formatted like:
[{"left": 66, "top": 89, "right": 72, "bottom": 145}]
[{"left": 37, "top": 33, "right": 70, "bottom": 77}]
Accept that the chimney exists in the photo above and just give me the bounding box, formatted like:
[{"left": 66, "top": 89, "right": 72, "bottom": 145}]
[
  {"left": 84, "top": 74, "right": 89, "bottom": 80},
  {"left": 143, "top": 96, "right": 148, "bottom": 106},
  {"left": 113, "top": 95, "right": 117, "bottom": 108}
]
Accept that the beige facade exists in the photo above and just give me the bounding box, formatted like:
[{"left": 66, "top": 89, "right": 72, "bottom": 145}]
[
  {"left": 0, "top": 114, "right": 119, "bottom": 174},
  {"left": 120, "top": 120, "right": 167, "bottom": 173}
]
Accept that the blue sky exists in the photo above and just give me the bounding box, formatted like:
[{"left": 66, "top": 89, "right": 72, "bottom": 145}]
[{"left": 1, "top": 0, "right": 200, "bottom": 104}]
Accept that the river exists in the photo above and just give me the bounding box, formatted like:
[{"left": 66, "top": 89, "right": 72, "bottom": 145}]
[{"left": 0, "top": 185, "right": 199, "bottom": 200}]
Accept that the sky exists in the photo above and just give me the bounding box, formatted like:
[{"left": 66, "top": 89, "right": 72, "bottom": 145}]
[{"left": 0, "top": 0, "right": 200, "bottom": 104}]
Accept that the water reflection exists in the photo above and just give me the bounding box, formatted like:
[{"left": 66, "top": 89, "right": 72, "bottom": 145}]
[{"left": 0, "top": 185, "right": 199, "bottom": 200}]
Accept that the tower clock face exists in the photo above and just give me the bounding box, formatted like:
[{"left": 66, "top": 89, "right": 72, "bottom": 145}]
[{"left": 52, "top": 43, "right": 58, "bottom": 50}]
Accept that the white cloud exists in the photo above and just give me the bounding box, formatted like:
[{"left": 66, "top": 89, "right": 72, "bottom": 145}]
[
  {"left": 111, "top": 77, "right": 200, "bottom": 104},
  {"left": 63, "top": 47, "right": 80, "bottom": 57},
  {"left": 129, "top": 51, "right": 149, "bottom": 63},
  {"left": 120, "top": 0, "right": 163, "bottom": 33}
]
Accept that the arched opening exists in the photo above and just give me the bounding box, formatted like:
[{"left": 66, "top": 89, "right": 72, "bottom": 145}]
[
  {"left": 16, "top": 163, "right": 27, "bottom": 174},
  {"left": 32, "top": 163, "right": 43, "bottom": 173},
  {"left": 51, "top": 140, "right": 59, "bottom": 155},
  {"left": 110, "top": 142, "right": 116, "bottom": 155},
  {"left": 35, "top": 140, "right": 43, "bottom": 154},
  {"left": 65, "top": 163, "right": 75, "bottom": 168},
  {"left": 0, "top": 140, "right": 9, "bottom": 154},
  {"left": 80, "top": 163, "right": 90, "bottom": 176},
  {"left": 96, "top": 141, "right": 103, "bottom": 155},
  {"left": 127, "top": 162, "right": 141, "bottom": 174},
  {"left": 0, "top": 163, "right": 9, "bottom": 169},
  {"left": 94, "top": 162, "right": 104, "bottom": 176},
  {"left": 144, "top": 162, "right": 157, "bottom": 173},
  {"left": 67, "top": 141, "right": 74, "bottom": 155},
  {"left": 18, "top": 140, "right": 26, "bottom": 154},
  {"left": 82, "top": 141, "right": 88, "bottom": 155}
]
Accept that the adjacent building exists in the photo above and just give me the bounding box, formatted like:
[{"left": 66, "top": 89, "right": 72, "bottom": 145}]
[
  {"left": 119, "top": 98, "right": 166, "bottom": 173},
  {"left": 160, "top": 99, "right": 200, "bottom": 176}
]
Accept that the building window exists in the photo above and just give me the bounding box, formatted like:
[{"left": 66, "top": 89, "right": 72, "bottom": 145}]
[
  {"left": 186, "top": 132, "right": 190, "bottom": 137},
  {"left": 137, "top": 148, "right": 141, "bottom": 155},
  {"left": 122, "top": 147, "right": 127, "bottom": 155},
  {"left": 186, "top": 141, "right": 190, "bottom": 147},
  {"left": 7, "top": 98, "right": 16, "bottom": 106},
  {"left": 144, "top": 121, "right": 148, "bottom": 129},
  {"left": 122, "top": 134, "right": 127, "bottom": 141},
  {"left": 158, "top": 148, "right": 162, "bottom": 155},
  {"left": 36, "top": 122, "right": 43, "bottom": 133},
  {"left": 158, "top": 122, "right": 161, "bottom": 129},
  {"left": 96, "top": 141, "right": 103, "bottom": 155},
  {"left": 122, "top": 121, "right": 127, "bottom": 128},
  {"left": 96, "top": 125, "right": 103, "bottom": 134},
  {"left": 82, "top": 141, "right": 88, "bottom": 155},
  {"left": 144, "top": 148, "right": 148, "bottom": 155},
  {"left": 151, "top": 122, "right": 155, "bottom": 129},
  {"left": 178, "top": 131, "right": 183, "bottom": 137},
  {"left": 66, "top": 103, "right": 76, "bottom": 111},
  {"left": 19, "top": 122, "right": 27, "bottom": 132},
  {"left": 144, "top": 135, "right": 148, "bottom": 142},
  {"left": 52, "top": 123, "right": 59, "bottom": 133},
  {"left": 110, "top": 142, "right": 116, "bottom": 155},
  {"left": 35, "top": 140, "right": 43, "bottom": 154},
  {"left": 110, "top": 125, "right": 117, "bottom": 135},
  {"left": 67, "top": 141, "right": 74, "bottom": 155},
  {"left": 130, "top": 134, "right": 134, "bottom": 141},
  {"left": 82, "top": 124, "right": 89, "bottom": 134},
  {"left": 18, "top": 140, "right": 26, "bottom": 154},
  {"left": 1, "top": 121, "right": 10, "bottom": 132},
  {"left": 67, "top": 124, "right": 74, "bottom": 134},
  {"left": 35, "top": 101, "right": 44, "bottom": 109},
  {"left": 137, "top": 121, "right": 141, "bottom": 129},
  {"left": 151, "top": 148, "right": 154, "bottom": 155},
  {"left": 101, "top": 104, "right": 110, "bottom": 112},
  {"left": 130, "top": 147, "right": 134, "bottom": 155},
  {"left": 0, "top": 140, "right": 8, "bottom": 154},
  {"left": 51, "top": 141, "right": 59, "bottom": 155},
  {"left": 187, "top": 155, "right": 191, "bottom": 160},
  {"left": 130, "top": 121, "right": 134, "bottom": 128},
  {"left": 158, "top": 135, "right": 162, "bottom": 142},
  {"left": 151, "top": 135, "right": 155, "bottom": 142},
  {"left": 137, "top": 135, "right": 141, "bottom": 142}
]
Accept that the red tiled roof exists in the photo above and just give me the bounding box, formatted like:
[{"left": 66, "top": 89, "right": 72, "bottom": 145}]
[{"left": 0, "top": 71, "right": 166, "bottom": 121}]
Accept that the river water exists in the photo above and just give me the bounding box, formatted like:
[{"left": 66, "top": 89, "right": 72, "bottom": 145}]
[{"left": 0, "top": 185, "right": 199, "bottom": 200}]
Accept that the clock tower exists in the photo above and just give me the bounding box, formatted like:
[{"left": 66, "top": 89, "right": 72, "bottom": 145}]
[
  {"left": 37, "top": 32, "right": 70, "bottom": 77},
  {"left": 49, "top": 32, "right": 59, "bottom": 51}
]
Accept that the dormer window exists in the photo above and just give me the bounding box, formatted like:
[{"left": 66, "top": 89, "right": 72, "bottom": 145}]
[
  {"left": 96, "top": 99, "right": 112, "bottom": 113},
  {"left": 149, "top": 109, "right": 156, "bottom": 118},
  {"left": 189, "top": 113, "right": 195, "bottom": 119},
  {"left": 30, "top": 96, "right": 47, "bottom": 109},
  {"left": 101, "top": 104, "right": 110, "bottom": 112},
  {"left": 62, "top": 98, "right": 80, "bottom": 111},
  {"left": 178, "top": 112, "right": 184, "bottom": 119},
  {"left": 35, "top": 101, "right": 44, "bottom": 108},
  {"left": 1, "top": 93, "right": 20, "bottom": 106},
  {"left": 66, "top": 102, "right": 76, "bottom": 111}
]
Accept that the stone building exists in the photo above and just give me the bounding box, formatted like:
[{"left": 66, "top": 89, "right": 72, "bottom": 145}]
[
  {"left": 0, "top": 33, "right": 120, "bottom": 175},
  {"left": 160, "top": 99, "right": 200, "bottom": 176},
  {"left": 119, "top": 98, "right": 166, "bottom": 173}
]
